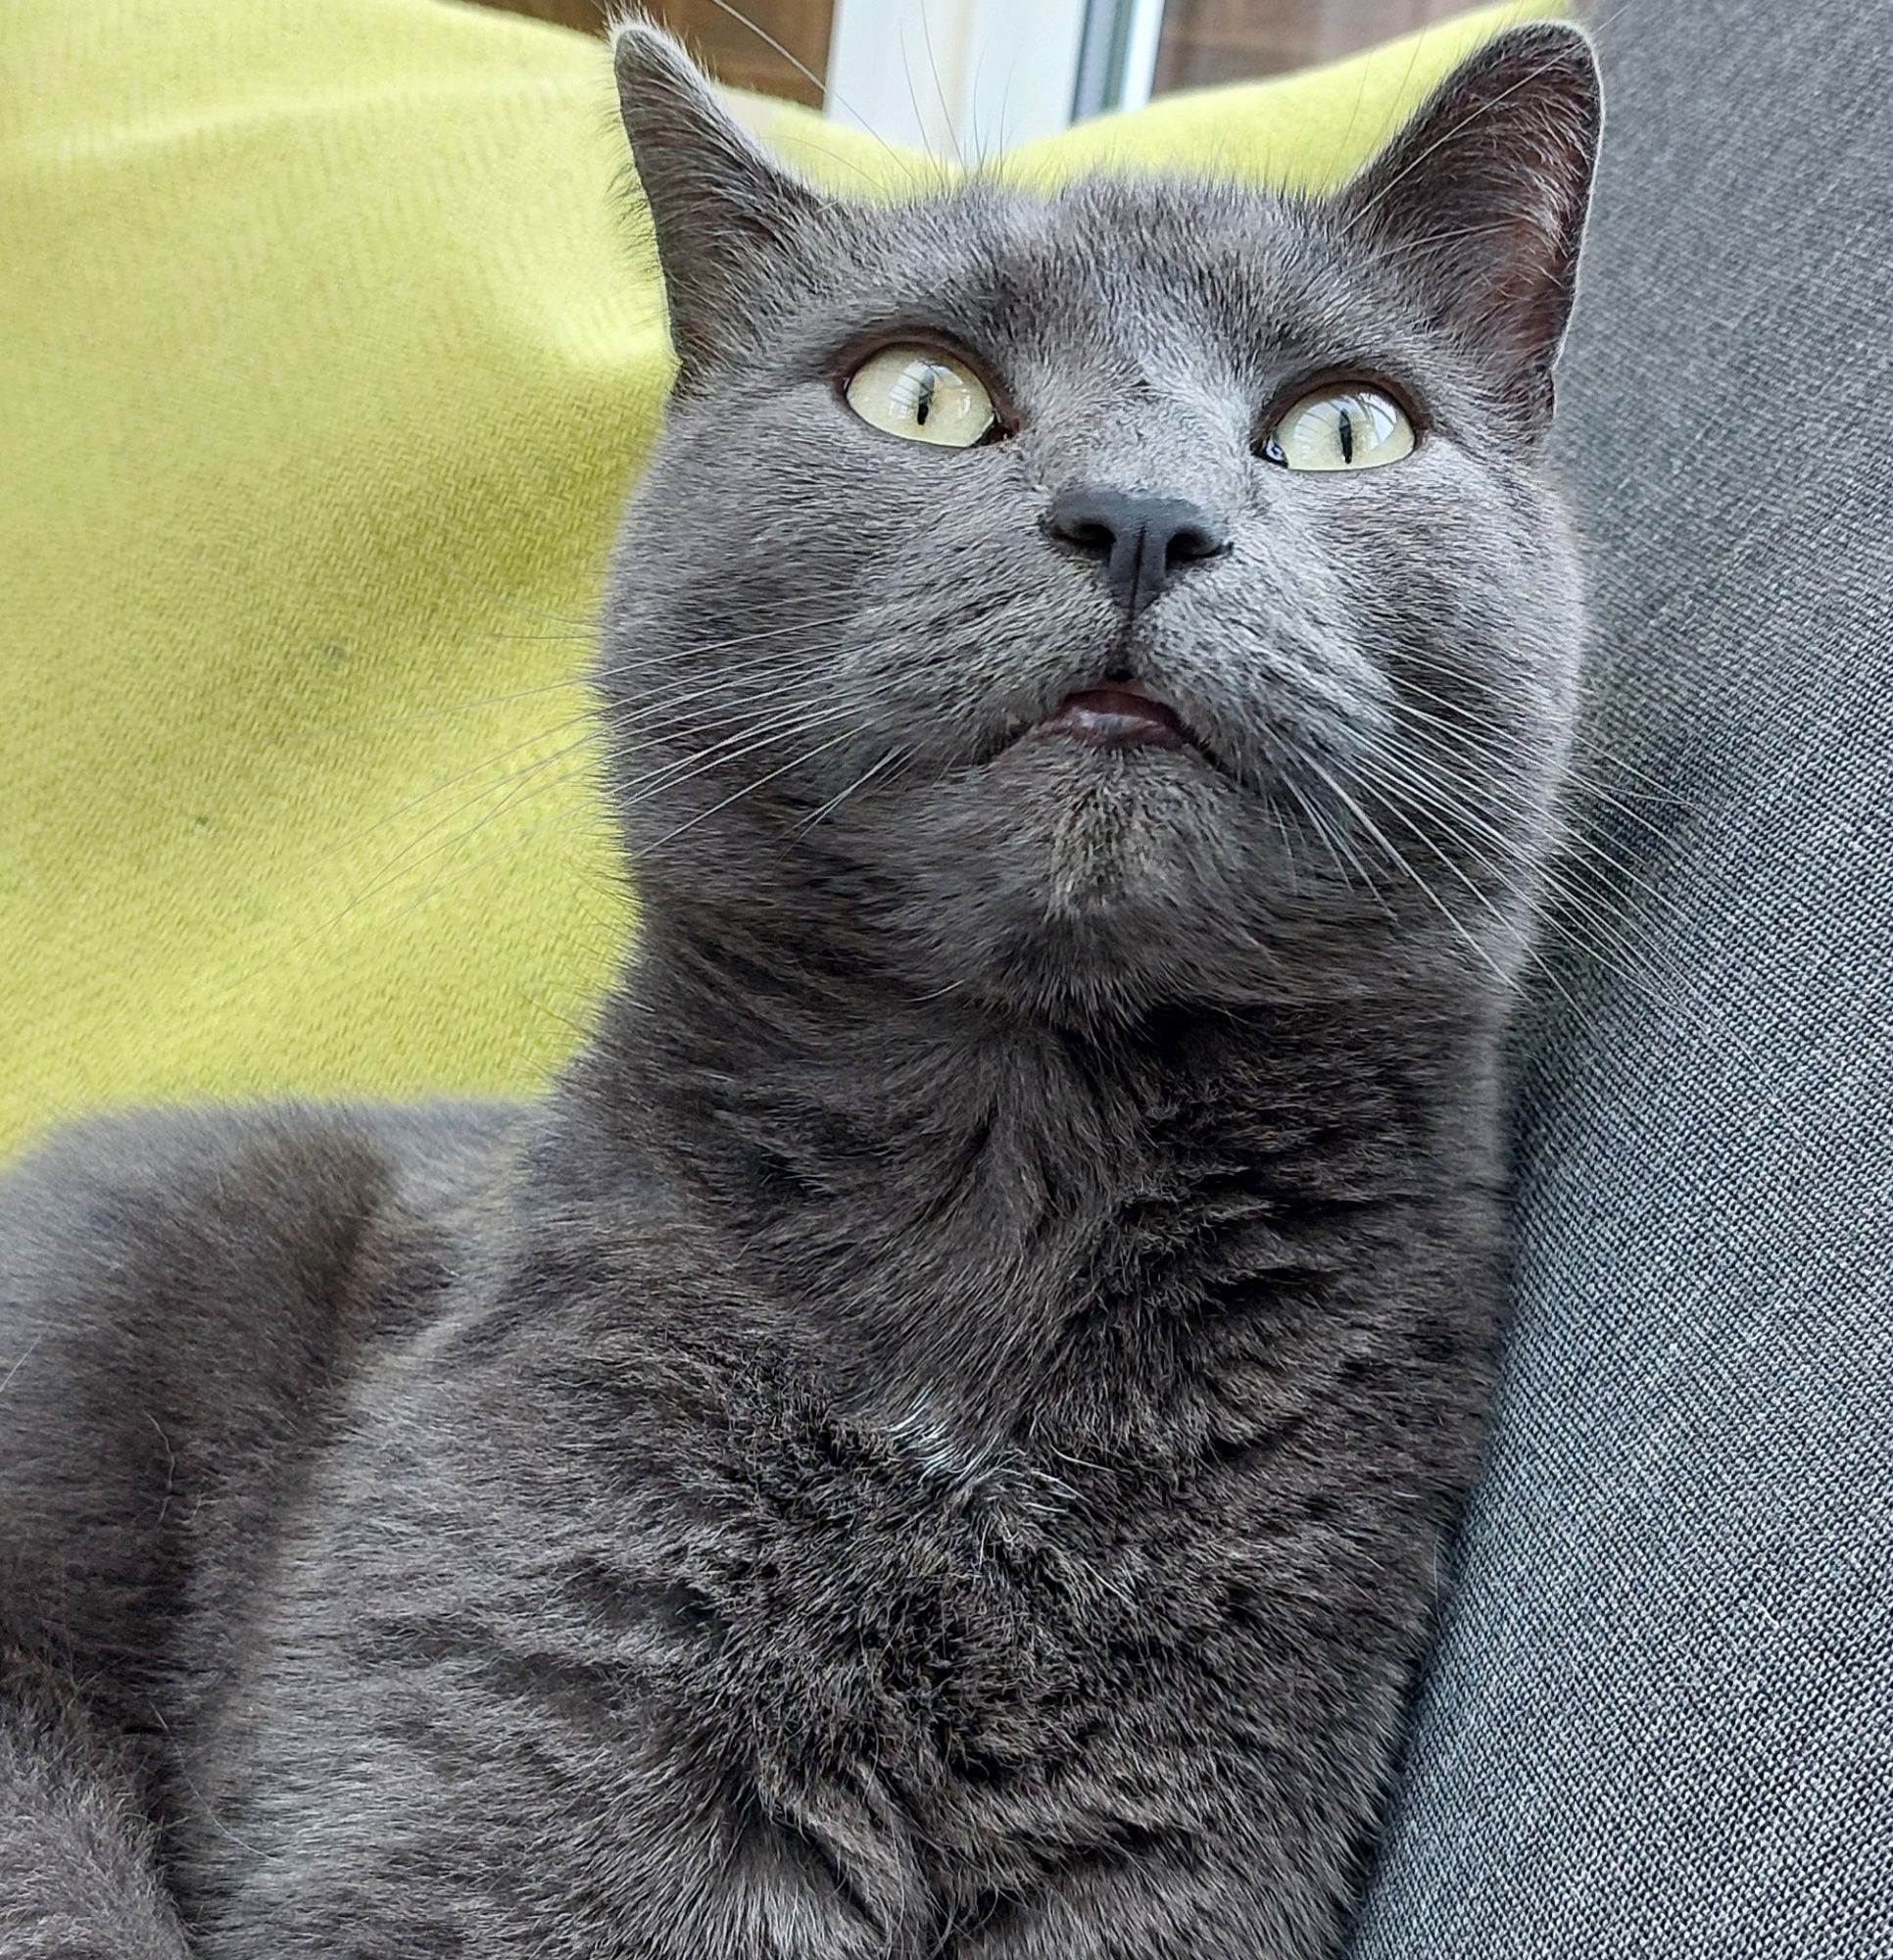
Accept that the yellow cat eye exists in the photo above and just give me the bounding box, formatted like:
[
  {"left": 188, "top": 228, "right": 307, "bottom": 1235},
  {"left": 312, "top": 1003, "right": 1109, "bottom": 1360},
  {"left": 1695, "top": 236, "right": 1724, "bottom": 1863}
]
[
  {"left": 1264, "top": 384, "right": 1415, "bottom": 472},
  {"left": 845, "top": 345, "right": 996, "bottom": 449}
]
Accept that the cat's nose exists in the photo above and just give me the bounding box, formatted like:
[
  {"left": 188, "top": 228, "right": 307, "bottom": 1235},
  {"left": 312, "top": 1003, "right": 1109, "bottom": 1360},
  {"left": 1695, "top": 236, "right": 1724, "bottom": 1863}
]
[{"left": 1044, "top": 487, "right": 1229, "bottom": 615}]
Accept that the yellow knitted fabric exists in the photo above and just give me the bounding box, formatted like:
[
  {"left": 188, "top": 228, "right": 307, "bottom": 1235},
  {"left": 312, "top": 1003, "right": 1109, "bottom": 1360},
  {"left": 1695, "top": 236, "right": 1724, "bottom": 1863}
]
[{"left": 0, "top": 0, "right": 1562, "bottom": 1156}]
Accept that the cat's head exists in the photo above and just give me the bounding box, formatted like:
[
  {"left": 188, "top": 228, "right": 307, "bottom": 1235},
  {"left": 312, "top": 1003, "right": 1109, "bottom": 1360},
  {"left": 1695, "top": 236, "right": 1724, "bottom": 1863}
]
[{"left": 597, "top": 20, "right": 1601, "bottom": 1021}]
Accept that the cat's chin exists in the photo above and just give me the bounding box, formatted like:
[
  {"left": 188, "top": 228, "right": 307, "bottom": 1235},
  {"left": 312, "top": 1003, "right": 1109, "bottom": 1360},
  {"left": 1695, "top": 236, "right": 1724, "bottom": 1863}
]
[
  {"left": 871, "top": 739, "right": 1329, "bottom": 1015},
  {"left": 993, "top": 719, "right": 1228, "bottom": 802}
]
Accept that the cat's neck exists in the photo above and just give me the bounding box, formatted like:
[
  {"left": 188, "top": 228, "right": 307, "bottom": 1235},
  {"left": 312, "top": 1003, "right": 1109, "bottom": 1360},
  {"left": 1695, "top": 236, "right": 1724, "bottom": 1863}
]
[{"left": 554, "top": 904, "right": 1504, "bottom": 1449}]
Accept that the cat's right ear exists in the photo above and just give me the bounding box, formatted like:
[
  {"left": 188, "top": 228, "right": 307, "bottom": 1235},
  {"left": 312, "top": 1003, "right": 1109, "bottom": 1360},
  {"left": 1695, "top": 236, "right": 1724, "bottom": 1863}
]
[{"left": 611, "top": 19, "right": 828, "bottom": 390}]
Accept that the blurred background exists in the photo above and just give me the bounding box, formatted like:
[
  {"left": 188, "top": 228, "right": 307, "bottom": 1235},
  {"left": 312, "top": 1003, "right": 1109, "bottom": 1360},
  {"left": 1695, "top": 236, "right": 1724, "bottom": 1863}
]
[{"left": 474, "top": 0, "right": 1468, "bottom": 149}]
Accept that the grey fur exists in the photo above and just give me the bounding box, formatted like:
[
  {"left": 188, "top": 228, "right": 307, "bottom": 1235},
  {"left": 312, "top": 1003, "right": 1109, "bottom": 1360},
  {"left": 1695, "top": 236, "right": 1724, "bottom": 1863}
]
[{"left": 0, "top": 22, "right": 1600, "bottom": 1957}]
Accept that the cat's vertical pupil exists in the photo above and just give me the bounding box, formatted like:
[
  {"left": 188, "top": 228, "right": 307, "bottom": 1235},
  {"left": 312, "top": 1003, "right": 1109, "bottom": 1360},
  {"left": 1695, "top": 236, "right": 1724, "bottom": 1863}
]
[
  {"left": 1338, "top": 407, "right": 1355, "bottom": 464},
  {"left": 846, "top": 346, "right": 995, "bottom": 447}
]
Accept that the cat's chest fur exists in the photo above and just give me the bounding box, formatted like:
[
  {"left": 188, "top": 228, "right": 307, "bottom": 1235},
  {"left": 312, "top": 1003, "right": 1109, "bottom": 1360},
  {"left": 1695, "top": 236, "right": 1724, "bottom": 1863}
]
[
  {"left": 180, "top": 1004, "right": 1499, "bottom": 1959},
  {"left": 295, "top": 1012, "right": 1499, "bottom": 1918},
  {"left": 419, "top": 1293, "right": 1341, "bottom": 1910}
]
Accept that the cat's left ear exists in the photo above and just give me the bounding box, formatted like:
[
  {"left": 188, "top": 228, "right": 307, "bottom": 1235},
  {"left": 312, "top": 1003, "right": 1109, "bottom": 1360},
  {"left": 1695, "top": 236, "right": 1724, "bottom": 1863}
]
[
  {"left": 1335, "top": 22, "right": 1602, "bottom": 429},
  {"left": 611, "top": 19, "right": 829, "bottom": 391}
]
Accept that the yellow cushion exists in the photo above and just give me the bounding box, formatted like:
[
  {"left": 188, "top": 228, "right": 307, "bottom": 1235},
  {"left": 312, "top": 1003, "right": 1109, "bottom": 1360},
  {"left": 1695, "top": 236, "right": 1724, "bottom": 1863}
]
[{"left": 0, "top": 0, "right": 1564, "bottom": 1157}]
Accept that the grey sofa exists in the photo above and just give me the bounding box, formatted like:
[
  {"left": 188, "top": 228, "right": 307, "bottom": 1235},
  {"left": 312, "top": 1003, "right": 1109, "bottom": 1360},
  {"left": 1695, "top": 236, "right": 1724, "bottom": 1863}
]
[{"left": 1352, "top": 0, "right": 1893, "bottom": 1951}]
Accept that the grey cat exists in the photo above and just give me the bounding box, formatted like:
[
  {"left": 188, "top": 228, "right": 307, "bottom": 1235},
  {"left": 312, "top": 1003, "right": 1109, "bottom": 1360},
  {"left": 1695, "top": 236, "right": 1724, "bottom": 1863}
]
[{"left": 0, "top": 19, "right": 1601, "bottom": 1958}]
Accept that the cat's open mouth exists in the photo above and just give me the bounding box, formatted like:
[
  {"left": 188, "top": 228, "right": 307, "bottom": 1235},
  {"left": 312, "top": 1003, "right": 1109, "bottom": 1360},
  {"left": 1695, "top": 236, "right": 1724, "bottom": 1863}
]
[{"left": 1029, "top": 682, "right": 1200, "bottom": 757}]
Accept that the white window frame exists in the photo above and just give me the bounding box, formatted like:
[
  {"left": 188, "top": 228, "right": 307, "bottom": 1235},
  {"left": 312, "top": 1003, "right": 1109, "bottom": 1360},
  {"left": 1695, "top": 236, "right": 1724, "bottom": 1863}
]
[{"left": 824, "top": 0, "right": 1165, "bottom": 158}]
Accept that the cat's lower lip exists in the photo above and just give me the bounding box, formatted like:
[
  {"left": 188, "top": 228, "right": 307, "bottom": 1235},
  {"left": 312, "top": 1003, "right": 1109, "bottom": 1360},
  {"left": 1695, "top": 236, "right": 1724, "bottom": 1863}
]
[{"left": 1030, "top": 685, "right": 1191, "bottom": 752}]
